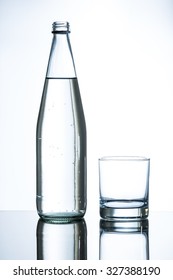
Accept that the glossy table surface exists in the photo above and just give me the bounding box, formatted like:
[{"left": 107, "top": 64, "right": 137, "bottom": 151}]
[{"left": 0, "top": 210, "right": 173, "bottom": 260}]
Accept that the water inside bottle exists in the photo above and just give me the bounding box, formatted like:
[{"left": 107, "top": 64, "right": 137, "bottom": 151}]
[{"left": 36, "top": 78, "right": 86, "bottom": 221}]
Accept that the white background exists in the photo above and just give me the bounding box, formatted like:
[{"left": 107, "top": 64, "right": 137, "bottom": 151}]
[{"left": 0, "top": 0, "right": 173, "bottom": 214}]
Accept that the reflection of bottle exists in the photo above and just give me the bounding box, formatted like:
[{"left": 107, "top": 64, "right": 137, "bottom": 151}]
[
  {"left": 36, "top": 21, "right": 87, "bottom": 221},
  {"left": 37, "top": 218, "right": 87, "bottom": 260},
  {"left": 99, "top": 219, "right": 149, "bottom": 260}
]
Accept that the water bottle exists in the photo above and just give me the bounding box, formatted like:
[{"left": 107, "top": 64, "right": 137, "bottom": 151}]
[{"left": 36, "top": 21, "right": 87, "bottom": 222}]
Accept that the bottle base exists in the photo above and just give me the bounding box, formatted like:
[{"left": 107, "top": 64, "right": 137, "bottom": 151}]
[{"left": 38, "top": 211, "right": 85, "bottom": 224}]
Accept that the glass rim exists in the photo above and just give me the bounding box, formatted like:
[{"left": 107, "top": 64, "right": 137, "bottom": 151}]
[{"left": 99, "top": 156, "right": 150, "bottom": 162}]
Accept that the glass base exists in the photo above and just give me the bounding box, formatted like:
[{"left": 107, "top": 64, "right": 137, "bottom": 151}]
[{"left": 100, "top": 201, "right": 148, "bottom": 220}]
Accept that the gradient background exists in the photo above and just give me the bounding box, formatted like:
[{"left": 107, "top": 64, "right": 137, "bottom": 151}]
[{"left": 0, "top": 0, "right": 173, "bottom": 217}]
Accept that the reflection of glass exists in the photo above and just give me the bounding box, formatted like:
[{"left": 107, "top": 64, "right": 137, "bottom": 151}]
[
  {"left": 99, "top": 219, "right": 149, "bottom": 260},
  {"left": 37, "top": 218, "right": 87, "bottom": 260}
]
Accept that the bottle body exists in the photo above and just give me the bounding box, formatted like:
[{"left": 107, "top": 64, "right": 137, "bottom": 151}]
[{"left": 36, "top": 22, "right": 87, "bottom": 222}]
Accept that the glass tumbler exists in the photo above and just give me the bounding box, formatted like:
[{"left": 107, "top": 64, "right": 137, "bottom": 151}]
[{"left": 99, "top": 156, "right": 150, "bottom": 220}]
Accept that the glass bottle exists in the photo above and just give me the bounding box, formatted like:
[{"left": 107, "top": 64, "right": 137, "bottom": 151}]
[{"left": 36, "top": 21, "right": 87, "bottom": 222}]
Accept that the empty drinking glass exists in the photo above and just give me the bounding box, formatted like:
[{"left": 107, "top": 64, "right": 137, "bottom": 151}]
[{"left": 99, "top": 156, "right": 150, "bottom": 220}]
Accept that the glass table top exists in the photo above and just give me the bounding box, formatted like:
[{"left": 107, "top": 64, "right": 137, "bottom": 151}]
[{"left": 0, "top": 210, "right": 173, "bottom": 260}]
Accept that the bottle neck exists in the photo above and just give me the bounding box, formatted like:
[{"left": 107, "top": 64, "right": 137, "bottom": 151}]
[{"left": 46, "top": 22, "right": 76, "bottom": 78}]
